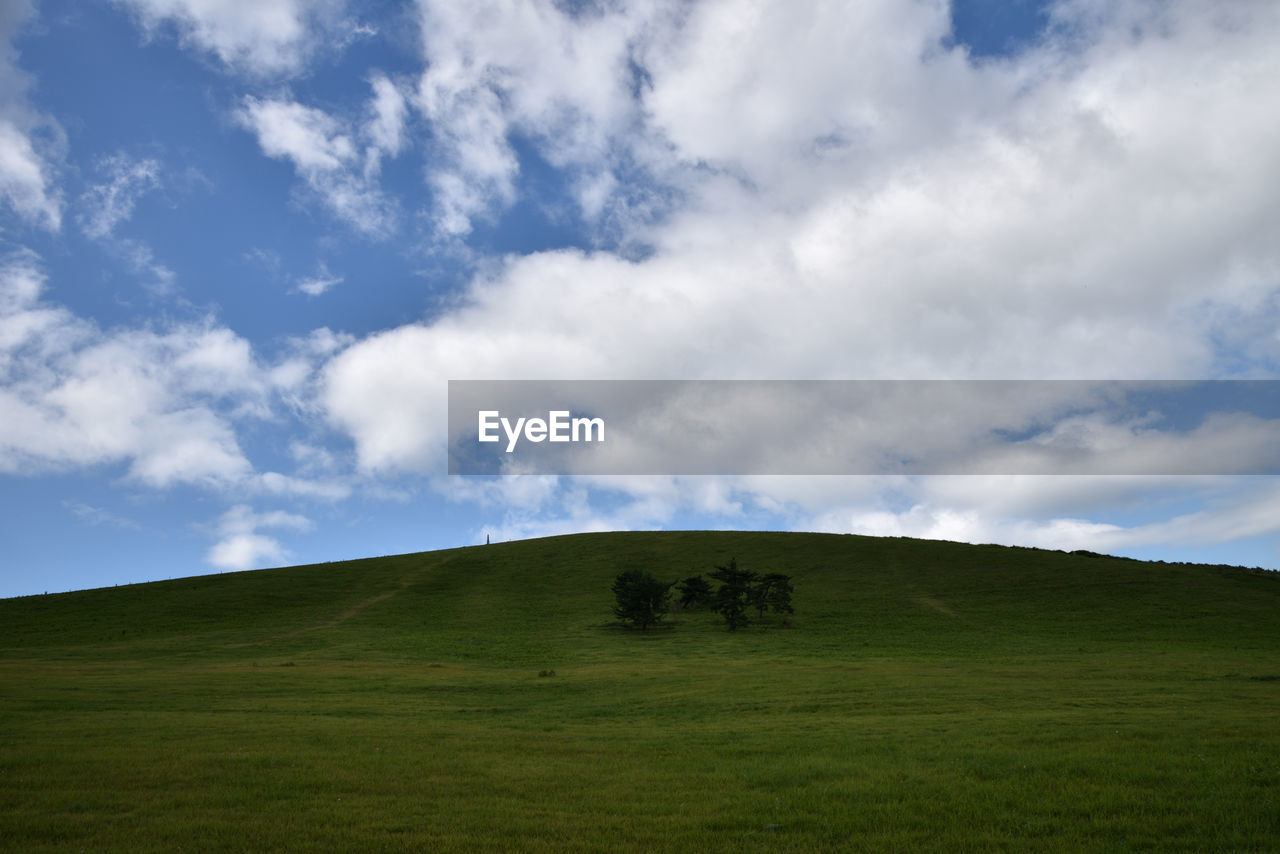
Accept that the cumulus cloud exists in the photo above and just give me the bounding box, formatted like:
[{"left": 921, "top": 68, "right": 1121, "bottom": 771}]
[
  {"left": 0, "top": 0, "right": 62, "bottom": 230},
  {"left": 242, "top": 97, "right": 355, "bottom": 170},
  {"left": 0, "top": 264, "right": 261, "bottom": 486},
  {"left": 113, "top": 0, "right": 347, "bottom": 77},
  {"left": 331, "top": 0, "right": 1280, "bottom": 444},
  {"left": 412, "top": 0, "right": 658, "bottom": 237},
  {"left": 641, "top": 0, "right": 968, "bottom": 194},
  {"left": 9, "top": 0, "right": 1273, "bottom": 573},
  {"left": 0, "top": 251, "right": 349, "bottom": 497},
  {"left": 320, "top": 0, "right": 1280, "bottom": 556},
  {"left": 206, "top": 503, "right": 312, "bottom": 570}
]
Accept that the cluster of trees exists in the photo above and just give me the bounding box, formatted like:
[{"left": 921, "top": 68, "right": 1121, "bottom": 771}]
[{"left": 612, "top": 558, "right": 794, "bottom": 631}]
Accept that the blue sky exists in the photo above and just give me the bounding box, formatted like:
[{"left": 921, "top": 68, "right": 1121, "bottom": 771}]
[{"left": 2, "top": 0, "right": 1279, "bottom": 598}]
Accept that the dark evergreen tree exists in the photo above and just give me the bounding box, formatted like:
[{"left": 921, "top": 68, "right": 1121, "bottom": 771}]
[
  {"left": 611, "top": 569, "right": 672, "bottom": 630},
  {"left": 675, "top": 574, "right": 713, "bottom": 610},
  {"left": 749, "top": 573, "right": 795, "bottom": 620},
  {"left": 710, "top": 557, "right": 757, "bottom": 631}
]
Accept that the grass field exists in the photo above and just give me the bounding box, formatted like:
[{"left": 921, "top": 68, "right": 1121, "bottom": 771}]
[{"left": 2, "top": 531, "right": 1278, "bottom": 851}]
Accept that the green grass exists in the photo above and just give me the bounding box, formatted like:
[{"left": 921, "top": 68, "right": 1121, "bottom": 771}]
[{"left": 2, "top": 531, "right": 1278, "bottom": 851}]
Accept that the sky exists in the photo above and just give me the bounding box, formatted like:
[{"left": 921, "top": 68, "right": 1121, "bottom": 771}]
[{"left": 2, "top": 0, "right": 1279, "bottom": 598}]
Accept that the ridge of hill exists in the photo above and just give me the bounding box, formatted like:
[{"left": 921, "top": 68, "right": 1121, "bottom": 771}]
[
  {"left": 2, "top": 531, "right": 1277, "bottom": 852},
  {"left": 2, "top": 531, "right": 1275, "bottom": 661}
]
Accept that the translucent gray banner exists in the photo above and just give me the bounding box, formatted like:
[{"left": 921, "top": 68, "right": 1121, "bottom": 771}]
[{"left": 447, "top": 380, "right": 1280, "bottom": 475}]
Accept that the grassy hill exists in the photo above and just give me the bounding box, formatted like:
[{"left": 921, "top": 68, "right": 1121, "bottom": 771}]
[{"left": 2, "top": 531, "right": 1277, "bottom": 851}]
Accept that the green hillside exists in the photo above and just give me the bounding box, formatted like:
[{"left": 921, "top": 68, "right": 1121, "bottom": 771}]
[{"left": 2, "top": 531, "right": 1278, "bottom": 851}]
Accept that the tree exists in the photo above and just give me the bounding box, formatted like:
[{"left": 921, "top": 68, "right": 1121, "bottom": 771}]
[
  {"left": 611, "top": 570, "right": 672, "bottom": 630},
  {"left": 749, "top": 573, "right": 795, "bottom": 621},
  {"left": 675, "top": 574, "right": 713, "bottom": 610},
  {"left": 710, "top": 557, "right": 757, "bottom": 631}
]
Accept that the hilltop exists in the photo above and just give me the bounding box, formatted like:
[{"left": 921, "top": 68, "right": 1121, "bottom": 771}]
[
  {"left": 2, "top": 531, "right": 1277, "bottom": 851},
  {"left": 3, "top": 531, "right": 1275, "bottom": 659}
]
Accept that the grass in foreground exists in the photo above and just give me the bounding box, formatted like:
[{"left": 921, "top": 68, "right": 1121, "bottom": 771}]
[{"left": 2, "top": 531, "right": 1278, "bottom": 851}]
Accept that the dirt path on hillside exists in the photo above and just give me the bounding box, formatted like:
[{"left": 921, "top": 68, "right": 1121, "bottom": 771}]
[
  {"left": 916, "top": 595, "right": 998, "bottom": 632},
  {"left": 229, "top": 556, "right": 453, "bottom": 649}
]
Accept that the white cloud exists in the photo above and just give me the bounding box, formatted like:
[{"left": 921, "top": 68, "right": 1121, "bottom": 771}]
[
  {"left": 416, "top": 84, "right": 516, "bottom": 238},
  {"left": 461, "top": 475, "right": 678, "bottom": 548},
  {"left": 446, "top": 469, "right": 1280, "bottom": 561},
  {"left": 238, "top": 93, "right": 399, "bottom": 236},
  {"left": 114, "top": 0, "right": 346, "bottom": 76},
  {"left": 4, "top": 320, "right": 261, "bottom": 486},
  {"left": 8, "top": 0, "right": 1271, "bottom": 575},
  {"left": 798, "top": 474, "right": 1280, "bottom": 557},
  {"left": 294, "top": 262, "right": 342, "bottom": 296},
  {"left": 364, "top": 73, "right": 407, "bottom": 172},
  {"left": 241, "top": 97, "right": 355, "bottom": 171},
  {"left": 412, "top": 0, "right": 656, "bottom": 237},
  {"left": 269, "top": 326, "right": 353, "bottom": 419},
  {"left": 288, "top": 440, "right": 337, "bottom": 472},
  {"left": 77, "top": 155, "right": 162, "bottom": 239},
  {"left": 0, "top": 1, "right": 62, "bottom": 230},
  {"left": 0, "top": 121, "right": 60, "bottom": 229},
  {"left": 0, "top": 250, "right": 79, "bottom": 375},
  {"left": 330, "top": 0, "right": 1280, "bottom": 452},
  {"left": 641, "top": 0, "right": 966, "bottom": 194},
  {"left": 207, "top": 532, "right": 288, "bottom": 571},
  {"left": 76, "top": 155, "right": 183, "bottom": 292},
  {"left": 0, "top": 251, "right": 350, "bottom": 496},
  {"left": 1110, "top": 482, "right": 1280, "bottom": 547},
  {"left": 0, "top": 250, "right": 353, "bottom": 558},
  {"left": 121, "top": 241, "right": 177, "bottom": 293},
  {"left": 206, "top": 503, "right": 312, "bottom": 570},
  {"left": 320, "top": 0, "right": 1280, "bottom": 559}
]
